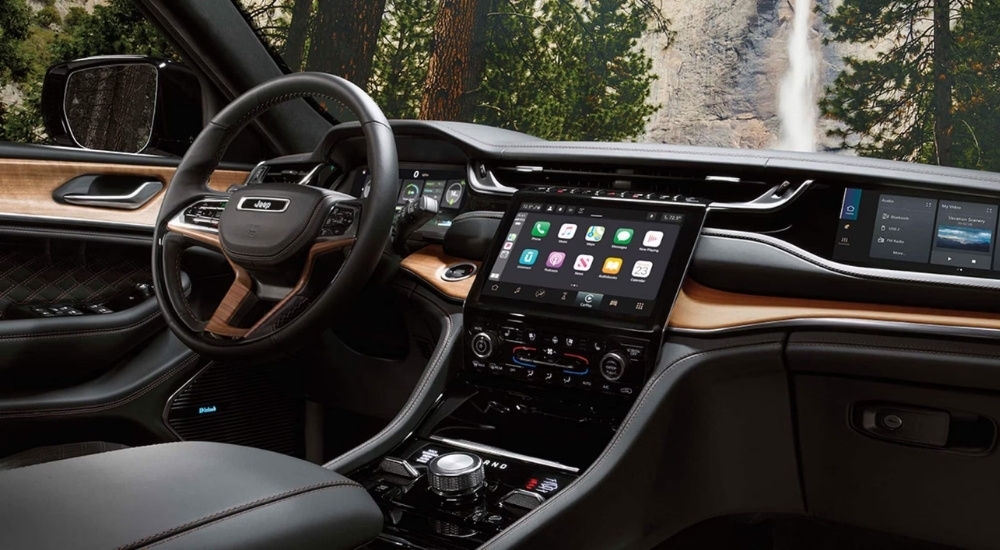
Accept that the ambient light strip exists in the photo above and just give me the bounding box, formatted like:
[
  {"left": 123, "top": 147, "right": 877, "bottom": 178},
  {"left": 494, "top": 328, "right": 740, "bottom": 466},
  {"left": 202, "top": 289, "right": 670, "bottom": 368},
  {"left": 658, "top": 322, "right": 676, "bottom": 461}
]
[{"left": 0, "top": 159, "right": 246, "bottom": 227}]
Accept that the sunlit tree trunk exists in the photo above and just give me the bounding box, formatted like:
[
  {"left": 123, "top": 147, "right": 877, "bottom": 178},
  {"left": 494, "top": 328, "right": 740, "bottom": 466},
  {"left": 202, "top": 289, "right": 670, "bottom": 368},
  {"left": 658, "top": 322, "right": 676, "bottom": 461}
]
[
  {"left": 419, "top": 0, "right": 491, "bottom": 121},
  {"left": 306, "top": 0, "right": 387, "bottom": 88},
  {"left": 933, "top": 0, "right": 953, "bottom": 166},
  {"left": 282, "top": 0, "right": 312, "bottom": 71}
]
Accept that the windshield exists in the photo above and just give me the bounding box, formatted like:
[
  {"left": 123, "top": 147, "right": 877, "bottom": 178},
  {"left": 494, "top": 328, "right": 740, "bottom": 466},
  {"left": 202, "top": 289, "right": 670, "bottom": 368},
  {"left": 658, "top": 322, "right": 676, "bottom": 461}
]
[{"left": 236, "top": 0, "right": 1000, "bottom": 173}]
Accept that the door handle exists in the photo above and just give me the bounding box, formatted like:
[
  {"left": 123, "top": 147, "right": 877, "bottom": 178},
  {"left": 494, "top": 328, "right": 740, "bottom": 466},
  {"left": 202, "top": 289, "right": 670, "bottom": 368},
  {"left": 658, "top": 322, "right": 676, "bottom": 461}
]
[
  {"left": 852, "top": 401, "right": 996, "bottom": 453},
  {"left": 53, "top": 175, "right": 164, "bottom": 210}
]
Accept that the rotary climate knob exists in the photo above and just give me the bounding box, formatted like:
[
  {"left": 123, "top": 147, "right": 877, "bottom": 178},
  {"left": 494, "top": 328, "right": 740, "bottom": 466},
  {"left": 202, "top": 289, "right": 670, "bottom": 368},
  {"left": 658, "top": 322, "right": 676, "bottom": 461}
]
[
  {"left": 470, "top": 332, "right": 498, "bottom": 359},
  {"left": 427, "top": 452, "right": 485, "bottom": 496}
]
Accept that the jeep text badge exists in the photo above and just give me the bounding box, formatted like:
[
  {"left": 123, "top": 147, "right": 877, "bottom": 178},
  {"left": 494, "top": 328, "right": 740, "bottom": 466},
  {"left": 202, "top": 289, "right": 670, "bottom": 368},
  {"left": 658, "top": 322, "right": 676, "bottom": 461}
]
[{"left": 236, "top": 196, "right": 290, "bottom": 213}]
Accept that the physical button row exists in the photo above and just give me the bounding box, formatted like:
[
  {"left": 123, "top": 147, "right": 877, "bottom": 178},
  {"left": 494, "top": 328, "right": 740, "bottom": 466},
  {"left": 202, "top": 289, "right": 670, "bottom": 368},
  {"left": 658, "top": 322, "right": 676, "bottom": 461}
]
[{"left": 470, "top": 360, "right": 638, "bottom": 397}]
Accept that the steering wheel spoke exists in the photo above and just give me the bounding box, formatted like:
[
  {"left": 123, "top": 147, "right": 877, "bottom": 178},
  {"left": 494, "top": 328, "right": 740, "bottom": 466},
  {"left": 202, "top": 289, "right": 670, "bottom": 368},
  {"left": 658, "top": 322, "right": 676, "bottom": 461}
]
[{"left": 152, "top": 72, "right": 398, "bottom": 359}]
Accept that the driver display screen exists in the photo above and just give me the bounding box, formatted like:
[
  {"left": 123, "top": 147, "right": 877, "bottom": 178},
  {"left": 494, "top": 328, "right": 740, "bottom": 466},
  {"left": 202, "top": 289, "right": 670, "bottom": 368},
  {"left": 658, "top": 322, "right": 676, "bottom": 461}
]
[{"left": 477, "top": 197, "right": 705, "bottom": 319}]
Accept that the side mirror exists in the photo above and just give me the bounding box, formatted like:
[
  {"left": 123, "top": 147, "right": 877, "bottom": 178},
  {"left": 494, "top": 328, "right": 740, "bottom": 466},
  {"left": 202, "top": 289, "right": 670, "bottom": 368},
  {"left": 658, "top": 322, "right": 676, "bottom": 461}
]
[{"left": 41, "top": 56, "right": 203, "bottom": 155}]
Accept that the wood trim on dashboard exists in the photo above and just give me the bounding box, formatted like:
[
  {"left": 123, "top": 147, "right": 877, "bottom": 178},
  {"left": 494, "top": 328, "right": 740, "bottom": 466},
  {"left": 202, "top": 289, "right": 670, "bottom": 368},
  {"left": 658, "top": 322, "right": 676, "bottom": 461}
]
[
  {"left": 0, "top": 158, "right": 246, "bottom": 227},
  {"left": 669, "top": 280, "right": 1000, "bottom": 331},
  {"left": 398, "top": 248, "right": 1000, "bottom": 331},
  {"left": 400, "top": 245, "right": 481, "bottom": 301}
]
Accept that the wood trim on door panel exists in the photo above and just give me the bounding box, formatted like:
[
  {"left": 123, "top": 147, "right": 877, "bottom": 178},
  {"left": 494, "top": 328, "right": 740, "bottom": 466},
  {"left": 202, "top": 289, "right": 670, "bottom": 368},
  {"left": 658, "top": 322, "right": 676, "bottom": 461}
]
[
  {"left": 669, "top": 280, "right": 1000, "bottom": 331},
  {"left": 0, "top": 159, "right": 246, "bottom": 227},
  {"left": 400, "top": 245, "right": 480, "bottom": 301}
]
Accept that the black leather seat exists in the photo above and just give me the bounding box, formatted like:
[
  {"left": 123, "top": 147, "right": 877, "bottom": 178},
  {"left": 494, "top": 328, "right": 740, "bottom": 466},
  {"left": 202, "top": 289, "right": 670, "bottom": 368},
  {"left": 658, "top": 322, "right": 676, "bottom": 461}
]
[{"left": 0, "top": 441, "right": 382, "bottom": 549}]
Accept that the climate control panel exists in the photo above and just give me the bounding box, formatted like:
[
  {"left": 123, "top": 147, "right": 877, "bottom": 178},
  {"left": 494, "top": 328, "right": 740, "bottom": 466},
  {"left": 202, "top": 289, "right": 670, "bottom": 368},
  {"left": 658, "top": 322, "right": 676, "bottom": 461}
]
[{"left": 464, "top": 317, "right": 653, "bottom": 398}]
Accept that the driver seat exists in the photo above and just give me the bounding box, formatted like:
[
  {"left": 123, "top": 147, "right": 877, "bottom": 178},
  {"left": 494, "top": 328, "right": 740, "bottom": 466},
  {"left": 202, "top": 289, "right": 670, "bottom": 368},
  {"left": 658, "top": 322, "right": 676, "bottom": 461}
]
[{"left": 0, "top": 441, "right": 382, "bottom": 549}]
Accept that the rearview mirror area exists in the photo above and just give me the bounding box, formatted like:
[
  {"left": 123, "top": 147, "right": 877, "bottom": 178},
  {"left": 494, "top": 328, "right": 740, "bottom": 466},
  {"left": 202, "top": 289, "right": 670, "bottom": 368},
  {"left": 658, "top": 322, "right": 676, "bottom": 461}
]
[{"left": 42, "top": 56, "right": 203, "bottom": 156}]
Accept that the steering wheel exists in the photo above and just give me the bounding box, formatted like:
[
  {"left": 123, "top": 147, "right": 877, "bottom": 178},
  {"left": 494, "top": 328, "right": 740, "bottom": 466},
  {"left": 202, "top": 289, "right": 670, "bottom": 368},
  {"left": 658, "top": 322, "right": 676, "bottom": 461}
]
[{"left": 152, "top": 73, "right": 399, "bottom": 359}]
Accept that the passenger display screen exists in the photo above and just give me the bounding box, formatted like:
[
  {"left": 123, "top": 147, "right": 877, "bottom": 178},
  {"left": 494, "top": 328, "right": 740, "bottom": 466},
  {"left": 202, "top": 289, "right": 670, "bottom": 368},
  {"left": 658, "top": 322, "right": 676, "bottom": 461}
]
[
  {"left": 473, "top": 194, "right": 705, "bottom": 321},
  {"left": 833, "top": 187, "right": 1000, "bottom": 276}
]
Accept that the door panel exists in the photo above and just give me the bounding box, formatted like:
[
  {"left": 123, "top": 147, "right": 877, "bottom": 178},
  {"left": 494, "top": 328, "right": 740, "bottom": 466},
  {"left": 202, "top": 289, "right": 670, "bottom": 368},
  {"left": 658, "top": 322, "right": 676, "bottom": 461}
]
[
  {"left": 0, "top": 158, "right": 246, "bottom": 227},
  {"left": 0, "top": 149, "right": 247, "bottom": 453}
]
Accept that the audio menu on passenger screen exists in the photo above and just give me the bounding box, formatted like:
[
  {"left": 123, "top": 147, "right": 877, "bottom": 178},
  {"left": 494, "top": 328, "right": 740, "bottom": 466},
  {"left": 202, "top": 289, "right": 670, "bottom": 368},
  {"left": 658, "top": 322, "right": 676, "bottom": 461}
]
[
  {"left": 836, "top": 188, "right": 1000, "bottom": 275},
  {"left": 869, "top": 194, "right": 937, "bottom": 263}
]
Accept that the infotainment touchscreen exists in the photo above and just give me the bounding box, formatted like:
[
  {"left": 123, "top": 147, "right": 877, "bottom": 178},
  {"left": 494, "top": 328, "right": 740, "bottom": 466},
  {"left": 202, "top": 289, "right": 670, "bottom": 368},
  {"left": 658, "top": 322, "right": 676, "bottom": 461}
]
[
  {"left": 470, "top": 193, "right": 705, "bottom": 322},
  {"left": 833, "top": 187, "right": 1000, "bottom": 278}
]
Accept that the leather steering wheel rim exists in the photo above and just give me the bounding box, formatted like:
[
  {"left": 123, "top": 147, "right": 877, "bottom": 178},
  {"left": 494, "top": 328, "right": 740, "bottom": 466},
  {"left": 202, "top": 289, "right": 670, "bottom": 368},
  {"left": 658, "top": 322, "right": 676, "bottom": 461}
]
[{"left": 152, "top": 72, "right": 398, "bottom": 360}]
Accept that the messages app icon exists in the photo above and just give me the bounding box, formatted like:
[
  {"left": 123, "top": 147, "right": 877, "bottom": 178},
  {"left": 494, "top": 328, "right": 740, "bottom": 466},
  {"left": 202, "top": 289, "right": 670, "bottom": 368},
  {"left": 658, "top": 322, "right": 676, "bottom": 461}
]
[
  {"left": 531, "top": 221, "right": 550, "bottom": 237},
  {"left": 585, "top": 226, "right": 605, "bottom": 242}
]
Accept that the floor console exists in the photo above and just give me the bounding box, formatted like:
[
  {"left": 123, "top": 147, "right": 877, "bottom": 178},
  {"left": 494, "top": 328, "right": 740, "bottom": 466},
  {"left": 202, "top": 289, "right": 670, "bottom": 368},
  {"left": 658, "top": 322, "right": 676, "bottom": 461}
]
[{"left": 353, "top": 190, "right": 706, "bottom": 549}]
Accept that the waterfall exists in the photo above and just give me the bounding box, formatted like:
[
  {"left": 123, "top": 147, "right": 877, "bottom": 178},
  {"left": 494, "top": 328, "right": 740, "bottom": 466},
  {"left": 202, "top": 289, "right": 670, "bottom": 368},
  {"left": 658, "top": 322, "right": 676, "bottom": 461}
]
[{"left": 777, "top": 0, "right": 818, "bottom": 152}]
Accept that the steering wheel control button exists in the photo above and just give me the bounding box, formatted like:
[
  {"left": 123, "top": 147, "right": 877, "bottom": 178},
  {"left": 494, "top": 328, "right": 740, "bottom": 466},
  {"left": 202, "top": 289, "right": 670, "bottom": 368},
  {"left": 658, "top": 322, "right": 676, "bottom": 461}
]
[
  {"left": 470, "top": 332, "right": 498, "bottom": 359},
  {"left": 427, "top": 452, "right": 485, "bottom": 496},
  {"left": 599, "top": 352, "right": 627, "bottom": 381},
  {"left": 499, "top": 489, "right": 545, "bottom": 512},
  {"left": 322, "top": 205, "right": 357, "bottom": 237}
]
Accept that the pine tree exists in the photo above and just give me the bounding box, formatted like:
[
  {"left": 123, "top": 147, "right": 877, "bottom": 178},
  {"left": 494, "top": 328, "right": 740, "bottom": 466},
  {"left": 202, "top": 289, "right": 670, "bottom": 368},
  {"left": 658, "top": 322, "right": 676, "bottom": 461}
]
[
  {"left": 821, "top": 0, "right": 958, "bottom": 165},
  {"left": 476, "top": 0, "right": 666, "bottom": 141}
]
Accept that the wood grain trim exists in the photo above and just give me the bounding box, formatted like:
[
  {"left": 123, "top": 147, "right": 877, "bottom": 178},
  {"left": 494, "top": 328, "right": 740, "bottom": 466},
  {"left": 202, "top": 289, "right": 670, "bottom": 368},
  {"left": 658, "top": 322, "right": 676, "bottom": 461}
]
[
  {"left": 669, "top": 280, "right": 1000, "bottom": 331},
  {"left": 166, "top": 221, "right": 220, "bottom": 247},
  {"left": 400, "top": 245, "right": 481, "bottom": 301},
  {"left": 396, "top": 245, "right": 1000, "bottom": 331},
  {"left": 0, "top": 158, "right": 246, "bottom": 226},
  {"left": 244, "top": 237, "right": 356, "bottom": 337},
  {"left": 205, "top": 264, "right": 255, "bottom": 338}
]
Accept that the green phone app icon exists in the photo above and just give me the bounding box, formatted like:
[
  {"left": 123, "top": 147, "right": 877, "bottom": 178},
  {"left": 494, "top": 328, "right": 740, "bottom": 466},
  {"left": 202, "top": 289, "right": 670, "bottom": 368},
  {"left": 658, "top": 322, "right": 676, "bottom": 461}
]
[
  {"left": 531, "top": 221, "right": 551, "bottom": 237},
  {"left": 613, "top": 228, "right": 634, "bottom": 245}
]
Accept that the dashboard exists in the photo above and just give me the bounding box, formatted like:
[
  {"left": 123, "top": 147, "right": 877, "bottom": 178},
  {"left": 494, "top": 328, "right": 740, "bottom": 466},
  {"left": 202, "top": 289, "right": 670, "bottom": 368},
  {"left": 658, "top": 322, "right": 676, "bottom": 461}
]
[{"left": 300, "top": 120, "right": 1000, "bottom": 323}]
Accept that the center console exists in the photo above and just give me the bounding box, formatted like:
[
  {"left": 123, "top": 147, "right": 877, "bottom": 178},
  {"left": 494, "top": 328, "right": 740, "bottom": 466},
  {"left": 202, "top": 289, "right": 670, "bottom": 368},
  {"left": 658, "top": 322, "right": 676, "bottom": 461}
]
[{"left": 353, "top": 190, "right": 706, "bottom": 549}]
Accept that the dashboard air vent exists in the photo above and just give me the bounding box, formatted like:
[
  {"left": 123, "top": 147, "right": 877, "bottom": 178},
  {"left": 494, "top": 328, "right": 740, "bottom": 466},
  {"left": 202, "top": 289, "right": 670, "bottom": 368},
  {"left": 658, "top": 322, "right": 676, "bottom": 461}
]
[{"left": 489, "top": 163, "right": 772, "bottom": 203}]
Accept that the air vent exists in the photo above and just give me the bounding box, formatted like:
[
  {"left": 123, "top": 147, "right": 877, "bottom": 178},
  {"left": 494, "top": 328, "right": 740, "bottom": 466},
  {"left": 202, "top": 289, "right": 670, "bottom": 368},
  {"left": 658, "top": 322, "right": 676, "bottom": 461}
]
[
  {"left": 165, "top": 361, "right": 304, "bottom": 457},
  {"left": 246, "top": 162, "right": 337, "bottom": 187},
  {"left": 489, "top": 163, "right": 772, "bottom": 203}
]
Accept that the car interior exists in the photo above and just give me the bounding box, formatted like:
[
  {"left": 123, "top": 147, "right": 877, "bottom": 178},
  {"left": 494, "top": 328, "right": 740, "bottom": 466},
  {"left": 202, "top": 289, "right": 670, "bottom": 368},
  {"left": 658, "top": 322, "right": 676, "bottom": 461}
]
[{"left": 1, "top": 1, "right": 1000, "bottom": 549}]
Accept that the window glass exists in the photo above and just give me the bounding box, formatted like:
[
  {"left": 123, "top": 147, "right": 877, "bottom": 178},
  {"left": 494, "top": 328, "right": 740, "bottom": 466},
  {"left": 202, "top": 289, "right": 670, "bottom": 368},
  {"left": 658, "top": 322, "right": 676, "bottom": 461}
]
[{"left": 235, "top": 0, "right": 1000, "bottom": 173}]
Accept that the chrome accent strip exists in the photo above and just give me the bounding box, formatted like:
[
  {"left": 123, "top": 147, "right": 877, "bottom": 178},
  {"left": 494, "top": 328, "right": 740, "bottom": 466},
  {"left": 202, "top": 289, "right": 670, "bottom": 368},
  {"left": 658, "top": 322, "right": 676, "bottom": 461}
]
[
  {"left": 707, "top": 179, "right": 813, "bottom": 212},
  {"left": 429, "top": 436, "right": 580, "bottom": 473},
  {"left": 467, "top": 163, "right": 518, "bottom": 196},
  {"left": 703, "top": 228, "right": 1000, "bottom": 291},
  {"left": 296, "top": 163, "right": 326, "bottom": 185},
  {"left": 379, "top": 457, "right": 421, "bottom": 479},
  {"left": 236, "top": 196, "right": 290, "bottom": 212},
  {"left": 63, "top": 180, "right": 163, "bottom": 209},
  {"left": 440, "top": 262, "right": 477, "bottom": 282},
  {"left": 669, "top": 317, "right": 1000, "bottom": 340}
]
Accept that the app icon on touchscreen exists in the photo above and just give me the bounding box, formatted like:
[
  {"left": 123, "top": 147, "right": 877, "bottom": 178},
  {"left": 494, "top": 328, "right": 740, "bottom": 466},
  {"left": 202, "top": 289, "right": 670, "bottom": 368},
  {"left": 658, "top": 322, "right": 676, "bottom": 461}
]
[
  {"left": 531, "top": 221, "right": 550, "bottom": 237},
  {"left": 613, "top": 228, "right": 634, "bottom": 245},
  {"left": 585, "top": 226, "right": 605, "bottom": 242},
  {"left": 519, "top": 249, "right": 539, "bottom": 265},
  {"left": 558, "top": 224, "right": 577, "bottom": 239},
  {"left": 546, "top": 251, "right": 566, "bottom": 268},
  {"left": 573, "top": 254, "right": 594, "bottom": 271}
]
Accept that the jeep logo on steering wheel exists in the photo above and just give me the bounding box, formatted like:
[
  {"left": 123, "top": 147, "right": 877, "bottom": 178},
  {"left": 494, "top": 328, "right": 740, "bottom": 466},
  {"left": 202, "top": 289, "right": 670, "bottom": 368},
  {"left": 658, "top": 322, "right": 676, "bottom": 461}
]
[{"left": 236, "top": 196, "right": 290, "bottom": 213}]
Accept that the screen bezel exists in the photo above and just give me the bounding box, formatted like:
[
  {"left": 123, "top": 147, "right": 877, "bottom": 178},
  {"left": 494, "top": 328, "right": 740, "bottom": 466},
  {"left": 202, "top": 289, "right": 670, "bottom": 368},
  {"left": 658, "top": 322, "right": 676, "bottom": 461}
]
[{"left": 466, "top": 191, "right": 706, "bottom": 330}]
